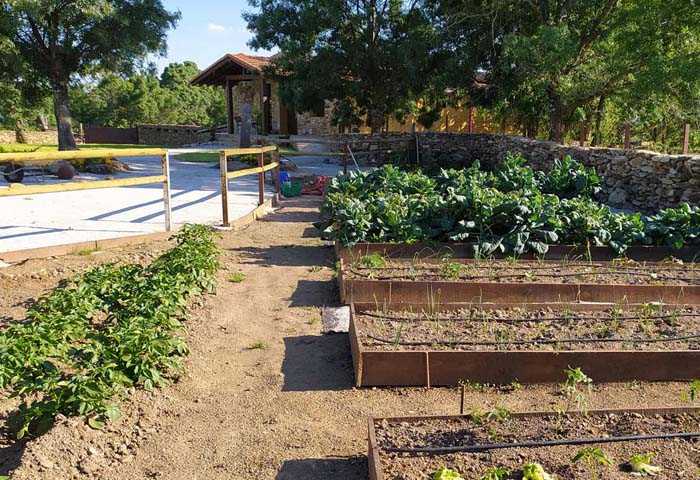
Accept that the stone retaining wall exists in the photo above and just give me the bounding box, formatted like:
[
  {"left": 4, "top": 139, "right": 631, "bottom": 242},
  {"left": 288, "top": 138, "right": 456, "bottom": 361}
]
[
  {"left": 137, "top": 124, "right": 208, "bottom": 147},
  {"left": 329, "top": 132, "right": 700, "bottom": 211},
  {"left": 0, "top": 130, "right": 57, "bottom": 145}
]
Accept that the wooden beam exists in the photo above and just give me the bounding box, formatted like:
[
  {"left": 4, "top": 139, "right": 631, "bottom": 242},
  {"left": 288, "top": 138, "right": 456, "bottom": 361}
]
[
  {"left": 225, "top": 162, "right": 279, "bottom": 180},
  {"left": 0, "top": 148, "right": 166, "bottom": 164},
  {"left": 0, "top": 175, "right": 165, "bottom": 197},
  {"left": 225, "top": 74, "right": 258, "bottom": 82},
  {"left": 682, "top": 123, "right": 691, "bottom": 154},
  {"left": 161, "top": 152, "right": 172, "bottom": 232},
  {"left": 226, "top": 78, "right": 235, "bottom": 135},
  {"left": 221, "top": 145, "right": 277, "bottom": 156},
  {"left": 220, "top": 150, "right": 230, "bottom": 226}
]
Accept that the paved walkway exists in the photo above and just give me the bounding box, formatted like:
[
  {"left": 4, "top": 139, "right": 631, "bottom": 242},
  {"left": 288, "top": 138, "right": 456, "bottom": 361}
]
[{"left": 0, "top": 150, "right": 346, "bottom": 254}]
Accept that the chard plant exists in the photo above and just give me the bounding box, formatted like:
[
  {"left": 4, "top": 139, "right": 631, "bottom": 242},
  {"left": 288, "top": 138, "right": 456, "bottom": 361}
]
[{"left": 560, "top": 366, "right": 593, "bottom": 414}]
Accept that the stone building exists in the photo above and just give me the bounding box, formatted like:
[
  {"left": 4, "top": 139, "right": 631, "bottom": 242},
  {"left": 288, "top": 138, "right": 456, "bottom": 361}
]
[{"left": 191, "top": 53, "right": 336, "bottom": 136}]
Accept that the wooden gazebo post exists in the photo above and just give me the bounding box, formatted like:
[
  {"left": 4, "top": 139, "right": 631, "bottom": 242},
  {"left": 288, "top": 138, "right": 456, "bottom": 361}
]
[{"left": 225, "top": 78, "right": 235, "bottom": 134}]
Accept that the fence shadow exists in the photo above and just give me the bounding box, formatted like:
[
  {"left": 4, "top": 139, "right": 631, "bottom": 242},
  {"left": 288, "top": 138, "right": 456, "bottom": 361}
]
[
  {"left": 276, "top": 456, "right": 368, "bottom": 480},
  {"left": 232, "top": 245, "right": 333, "bottom": 268},
  {"left": 289, "top": 279, "right": 339, "bottom": 306},
  {"left": 281, "top": 335, "right": 354, "bottom": 392}
]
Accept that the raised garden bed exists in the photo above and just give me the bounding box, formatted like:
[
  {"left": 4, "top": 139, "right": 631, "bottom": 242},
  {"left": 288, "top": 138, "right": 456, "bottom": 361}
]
[
  {"left": 368, "top": 407, "right": 700, "bottom": 480},
  {"left": 339, "top": 258, "right": 700, "bottom": 305},
  {"left": 336, "top": 241, "right": 700, "bottom": 264},
  {"left": 349, "top": 304, "right": 700, "bottom": 386}
]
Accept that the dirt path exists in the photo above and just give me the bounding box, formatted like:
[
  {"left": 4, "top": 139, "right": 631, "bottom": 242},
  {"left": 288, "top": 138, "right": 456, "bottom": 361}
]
[{"left": 1, "top": 197, "right": 694, "bottom": 479}]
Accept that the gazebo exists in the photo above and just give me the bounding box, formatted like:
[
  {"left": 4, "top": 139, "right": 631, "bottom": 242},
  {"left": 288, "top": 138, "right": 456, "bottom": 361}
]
[{"left": 191, "top": 53, "right": 297, "bottom": 135}]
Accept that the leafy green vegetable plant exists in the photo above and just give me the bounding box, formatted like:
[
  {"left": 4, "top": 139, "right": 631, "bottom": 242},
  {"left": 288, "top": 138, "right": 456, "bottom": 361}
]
[
  {"left": 0, "top": 224, "right": 219, "bottom": 438},
  {"left": 572, "top": 447, "right": 612, "bottom": 479},
  {"left": 432, "top": 466, "right": 464, "bottom": 480},
  {"left": 627, "top": 453, "right": 662, "bottom": 476},
  {"left": 318, "top": 159, "right": 699, "bottom": 256},
  {"left": 481, "top": 466, "right": 511, "bottom": 480},
  {"left": 521, "top": 462, "right": 555, "bottom": 480}
]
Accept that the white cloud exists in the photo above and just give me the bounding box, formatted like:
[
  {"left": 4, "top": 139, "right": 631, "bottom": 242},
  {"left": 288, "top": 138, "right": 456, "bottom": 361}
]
[{"left": 207, "top": 23, "right": 227, "bottom": 33}]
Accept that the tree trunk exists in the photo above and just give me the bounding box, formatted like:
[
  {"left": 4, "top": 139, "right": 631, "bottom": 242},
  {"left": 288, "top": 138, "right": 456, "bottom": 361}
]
[
  {"left": 546, "top": 86, "right": 564, "bottom": 143},
  {"left": 14, "top": 119, "right": 28, "bottom": 144},
  {"left": 52, "top": 79, "right": 77, "bottom": 151},
  {"left": 368, "top": 109, "right": 384, "bottom": 135},
  {"left": 592, "top": 96, "right": 606, "bottom": 146}
]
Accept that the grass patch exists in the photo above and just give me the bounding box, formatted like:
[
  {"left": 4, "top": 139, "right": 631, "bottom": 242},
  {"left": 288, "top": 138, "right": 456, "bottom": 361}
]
[
  {"left": 248, "top": 341, "right": 267, "bottom": 350},
  {"left": 228, "top": 271, "right": 246, "bottom": 283},
  {"left": 0, "top": 143, "right": 163, "bottom": 154},
  {"left": 174, "top": 152, "right": 219, "bottom": 163}
]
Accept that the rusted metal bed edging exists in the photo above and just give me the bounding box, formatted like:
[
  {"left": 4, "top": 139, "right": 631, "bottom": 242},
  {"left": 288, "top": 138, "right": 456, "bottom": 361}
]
[
  {"left": 367, "top": 407, "right": 700, "bottom": 480},
  {"left": 218, "top": 145, "right": 280, "bottom": 227},
  {"left": 341, "top": 276, "right": 700, "bottom": 305},
  {"left": 349, "top": 304, "right": 700, "bottom": 387}
]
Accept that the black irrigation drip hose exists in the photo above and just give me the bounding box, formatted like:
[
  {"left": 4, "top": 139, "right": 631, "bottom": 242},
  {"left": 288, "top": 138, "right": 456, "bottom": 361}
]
[
  {"left": 349, "top": 268, "right": 697, "bottom": 282},
  {"left": 382, "top": 431, "right": 700, "bottom": 455},
  {"left": 365, "top": 332, "right": 700, "bottom": 347},
  {"left": 361, "top": 311, "right": 700, "bottom": 324}
]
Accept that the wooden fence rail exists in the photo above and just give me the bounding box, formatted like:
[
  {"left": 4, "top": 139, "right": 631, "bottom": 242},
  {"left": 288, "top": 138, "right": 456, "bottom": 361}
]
[
  {"left": 0, "top": 148, "right": 173, "bottom": 231},
  {"left": 219, "top": 145, "right": 280, "bottom": 227}
]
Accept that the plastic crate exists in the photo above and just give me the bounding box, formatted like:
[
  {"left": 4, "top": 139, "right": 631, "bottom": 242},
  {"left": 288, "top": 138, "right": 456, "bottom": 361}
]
[{"left": 281, "top": 179, "right": 303, "bottom": 197}]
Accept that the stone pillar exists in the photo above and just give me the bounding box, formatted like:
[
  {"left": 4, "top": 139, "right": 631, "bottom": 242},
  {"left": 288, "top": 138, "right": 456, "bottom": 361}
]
[{"left": 240, "top": 103, "right": 252, "bottom": 148}]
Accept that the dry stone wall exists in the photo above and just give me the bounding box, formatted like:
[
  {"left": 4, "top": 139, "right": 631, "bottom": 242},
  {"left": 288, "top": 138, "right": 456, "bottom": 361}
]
[
  {"left": 329, "top": 132, "right": 699, "bottom": 212},
  {"left": 0, "top": 130, "right": 58, "bottom": 144},
  {"left": 137, "top": 124, "right": 207, "bottom": 147}
]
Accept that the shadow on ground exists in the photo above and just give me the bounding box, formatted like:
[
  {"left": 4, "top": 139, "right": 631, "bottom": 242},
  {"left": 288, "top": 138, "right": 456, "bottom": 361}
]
[
  {"left": 289, "top": 279, "right": 339, "bottom": 306},
  {"left": 0, "top": 420, "right": 28, "bottom": 476},
  {"left": 276, "top": 456, "right": 368, "bottom": 480},
  {"left": 231, "top": 245, "right": 333, "bottom": 268},
  {"left": 281, "top": 335, "right": 354, "bottom": 391}
]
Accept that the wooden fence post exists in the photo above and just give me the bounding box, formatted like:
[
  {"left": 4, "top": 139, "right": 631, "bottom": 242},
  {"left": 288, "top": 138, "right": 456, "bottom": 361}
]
[
  {"left": 682, "top": 123, "right": 690, "bottom": 154},
  {"left": 467, "top": 106, "right": 474, "bottom": 134},
  {"left": 258, "top": 149, "right": 265, "bottom": 206},
  {"left": 623, "top": 123, "right": 631, "bottom": 149},
  {"left": 220, "top": 150, "right": 230, "bottom": 227},
  {"left": 161, "top": 152, "right": 172, "bottom": 231},
  {"left": 273, "top": 148, "right": 281, "bottom": 205}
]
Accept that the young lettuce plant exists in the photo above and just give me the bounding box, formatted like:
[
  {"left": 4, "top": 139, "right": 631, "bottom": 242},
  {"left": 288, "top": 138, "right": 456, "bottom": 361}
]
[
  {"left": 521, "top": 462, "right": 555, "bottom": 480},
  {"left": 627, "top": 453, "right": 662, "bottom": 476},
  {"left": 432, "top": 467, "right": 464, "bottom": 480},
  {"left": 481, "top": 466, "right": 510, "bottom": 480}
]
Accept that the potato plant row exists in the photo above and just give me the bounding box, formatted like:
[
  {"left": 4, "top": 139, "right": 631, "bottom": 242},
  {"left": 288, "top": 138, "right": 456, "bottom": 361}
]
[{"left": 0, "top": 224, "right": 219, "bottom": 437}]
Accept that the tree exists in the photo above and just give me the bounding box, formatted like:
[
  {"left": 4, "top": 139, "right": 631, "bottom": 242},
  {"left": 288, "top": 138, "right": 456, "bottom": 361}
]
[
  {"left": 0, "top": 1, "right": 179, "bottom": 150},
  {"left": 433, "top": 0, "right": 700, "bottom": 142},
  {"left": 245, "top": 0, "right": 439, "bottom": 133},
  {"left": 70, "top": 62, "right": 226, "bottom": 128}
]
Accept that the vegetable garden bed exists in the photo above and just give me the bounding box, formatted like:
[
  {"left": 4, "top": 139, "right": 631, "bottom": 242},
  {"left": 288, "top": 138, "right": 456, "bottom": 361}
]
[
  {"left": 335, "top": 241, "right": 700, "bottom": 264},
  {"left": 349, "top": 304, "right": 700, "bottom": 386},
  {"left": 368, "top": 407, "right": 700, "bottom": 480},
  {"left": 339, "top": 258, "right": 700, "bottom": 305}
]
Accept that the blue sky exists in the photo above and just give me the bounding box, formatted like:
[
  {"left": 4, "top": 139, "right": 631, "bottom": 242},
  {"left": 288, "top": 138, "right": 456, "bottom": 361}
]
[{"left": 153, "top": 0, "right": 275, "bottom": 72}]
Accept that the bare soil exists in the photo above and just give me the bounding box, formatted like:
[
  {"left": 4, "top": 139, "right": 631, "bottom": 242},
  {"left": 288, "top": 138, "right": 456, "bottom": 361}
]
[
  {"left": 347, "top": 259, "right": 700, "bottom": 286},
  {"left": 373, "top": 412, "right": 700, "bottom": 479},
  {"left": 1, "top": 197, "right": 699, "bottom": 479},
  {"left": 355, "top": 306, "right": 700, "bottom": 351}
]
